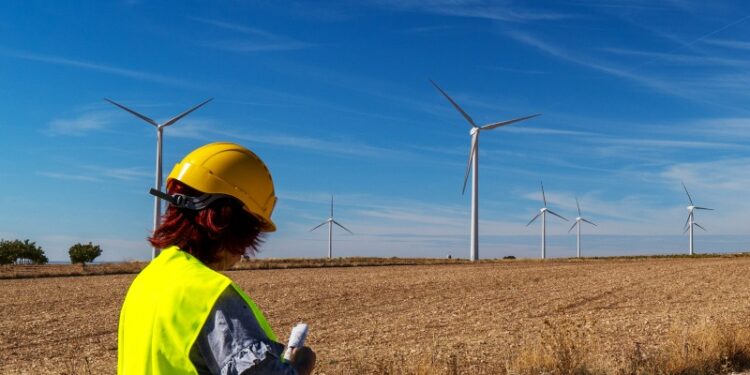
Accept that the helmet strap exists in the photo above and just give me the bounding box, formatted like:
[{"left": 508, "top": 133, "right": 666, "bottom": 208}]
[{"left": 149, "top": 188, "right": 227, "bottom": 210}]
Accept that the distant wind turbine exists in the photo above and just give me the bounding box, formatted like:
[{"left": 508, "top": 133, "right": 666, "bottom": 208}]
[
  {"left": 430, "top": 80, "right": 540, "bottom": 261},
  {"left": 310, "top": 195, "right": 353, "bottom": 258},
  {"left": 568, "top": 197, "right": 597, "bottom": 258},
  {"left": 105, "top": 98, "right": 213, "bottom": 259},
  {"left": 681, "top": 183, "right": 713, "bottom": 255},
  {"left": 526, "top": 182, "right": 568, "bottom": 259}
]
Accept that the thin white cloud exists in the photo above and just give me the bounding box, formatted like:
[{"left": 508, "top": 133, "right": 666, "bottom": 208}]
[
  {"left": 375, "top": 0, "right": 575, "bottom": 22},
  {"left": 401, "top": 24, "right": 458, "bottom": 34},
  {"left": 688, "top": 117, "right": 750, "bottom": 139},
  {"left": 569, "top": 1, "right": 671, "bottom": 12},
  {"left": 0, "top": 48, "right": 194, "bottom": 88},
  {"left": 599, "top": 137, "right": 745, "bottom": 151},
  {"left": 189, "top": 16, "right": 315, "bottom": 52},
  {"left": 505, "top": 31, "right": 687, "bottom": 97},
  {"left": 661, "top": 157, "right": 750, "bottom": 193},
  {"left": 171, "top": 118, "right": 417, "bottom": 160},
  {"left": 45, "top": 111, "right": 121, "bottom": 136},
  {"left": 506, "top": 31, "right": 750, "bottom": 111},
  {"left": 38, "top": 172, "right": 100, "bottom": 182},
  {"left": 703, "top": 38, "right": 750, "bottom": 51},
  {"left": 38, "top": 166, "right": 150, "bottom": 183},
  {"left": 248, "top": 133, "right": 403, "bottom": 158},
  {"left": 188, "top": 16, "right": 284, "bottom": 39},
  {"left": 92, "top": 166, "right": 152, "bottom": 182},
  {"left": 278, "top": 190, "right": 471, "bottom": 238},
  {"left": 483, "top": 65, "right": 547, "bottom": 75},
  {"left": 603, "top": 47, "right": 746, "bottom": 67},
  {"left": 619, "top": 11, "right": 750, "bottom": 73},
  {"left": 666, "top": 12, "right": 750, "bottom": 54},
  {"left": 202, "top": 41, "right": 314, "bottom": 53},
  {"left": 355, "top": 207, "right": 463, "bottom": 227},
  {"left": 611, "top": 116, "right": 750, "bottom": 144},
  {"left": 503, "top": 127, "right": 597, "bottom": 136}
]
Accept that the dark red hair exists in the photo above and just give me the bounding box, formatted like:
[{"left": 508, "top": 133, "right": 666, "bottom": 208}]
[{"left": 149, "top": 180, "right": 264, "bottom": 265}]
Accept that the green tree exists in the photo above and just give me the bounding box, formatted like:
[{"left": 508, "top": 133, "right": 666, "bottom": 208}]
[
  {"left": 69, "top": 242, "right": 103, "bottom": 265},
  {"left": 0, "top": 239, "right": 48, "bottom": 265}
]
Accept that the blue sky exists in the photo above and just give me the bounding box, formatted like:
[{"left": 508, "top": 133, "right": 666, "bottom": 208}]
[{"left": 1, "top": 1, "right": 749, "bottom": 262}]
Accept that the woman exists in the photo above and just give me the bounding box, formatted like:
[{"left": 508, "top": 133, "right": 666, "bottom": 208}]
[{"left": 118, "top": 142, "right": 316, "bottom": 375}]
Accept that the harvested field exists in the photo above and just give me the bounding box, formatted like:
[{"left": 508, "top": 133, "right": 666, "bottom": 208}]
[{"left": 1, "top": 256, "right": 750, "bottom": 374}]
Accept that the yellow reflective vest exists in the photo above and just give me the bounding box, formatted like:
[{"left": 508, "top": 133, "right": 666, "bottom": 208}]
[{"left": 118, "top": 246, "right": 278, "bottom": 374}]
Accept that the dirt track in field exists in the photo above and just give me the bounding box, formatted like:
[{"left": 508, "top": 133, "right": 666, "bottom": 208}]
[{"left": 1, "top": 257, "right": 749, "bottom": 374}]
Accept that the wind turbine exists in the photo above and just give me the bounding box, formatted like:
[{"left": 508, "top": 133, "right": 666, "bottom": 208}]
[
  {"left": 526, "top": 182, "right": 568, "bottom": 259},
  {"left": 105, "top": 98, "right": 213, "bottom": 259},
  {"left": 568, "top": 197, "right": 597, "bottom": 258},
  {"left": 310, "top": 195, "right": 353, "bottom": 258},
  {"left": 430, "top": 80, "right": 540, "bottom": 261},
  {"left": 681, "top": 183, "right": 713, "bottom": 255}
]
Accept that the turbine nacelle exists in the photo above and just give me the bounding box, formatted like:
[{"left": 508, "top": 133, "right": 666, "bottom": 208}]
[
  {"left": 568, "top": 197, "right": 597, "bottom": 234},
  {"left": 470, "top": 127, "right": 479, "bottom": 135},
  {"left": 526, "top": 183, "right": 568, "bottom": 227}
]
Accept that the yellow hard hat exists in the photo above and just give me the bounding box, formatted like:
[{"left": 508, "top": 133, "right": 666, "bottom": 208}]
[{"left": 167, "top": 142, "right": 277, "bottom": 232}]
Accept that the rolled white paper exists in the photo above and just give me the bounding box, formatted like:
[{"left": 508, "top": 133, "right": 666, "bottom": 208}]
[{"left": 283, "top": 323, "right": 308, "bottom": 361}]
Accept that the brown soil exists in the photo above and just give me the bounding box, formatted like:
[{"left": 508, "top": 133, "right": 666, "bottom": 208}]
[{"left": 1, "top": 257, "right": 749, "bottom": 374}]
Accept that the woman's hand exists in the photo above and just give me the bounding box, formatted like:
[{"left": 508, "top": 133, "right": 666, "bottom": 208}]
[{"left": 290, "top": 346, "right": 316, "bottom": 375}]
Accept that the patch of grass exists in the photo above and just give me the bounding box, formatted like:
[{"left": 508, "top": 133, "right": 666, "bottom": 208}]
[
  {"left": 332, "top": 319, "right": 750, "bottom": 375},
  {"left": 619, "top": 319, "right": 750, "bottom": 375},
  {"left": 510, "top": 320, "right": 604, "bottom": 375}
]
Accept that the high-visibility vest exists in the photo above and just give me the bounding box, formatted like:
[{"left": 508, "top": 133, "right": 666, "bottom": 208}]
[{"left": 118, "top": 246, "right": 278, "bottom": 374}]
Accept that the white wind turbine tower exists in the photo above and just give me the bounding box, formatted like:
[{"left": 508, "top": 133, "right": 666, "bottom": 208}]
[
  {"left": 682, "top": 183, "right": 713, "bottom": 255},
  {"left": 105, "top": 98, "right": 213, "bottom": 259},
  {"left": 430, "top": 80, "right": 540, "bottom": 261},
  {"left": 568, "top": 197, "right": 597, "bottom": 258},
  {"left": 526, "top": 182, "right": 568, "bottom": 259},
  {"left": 310, "top": 195, "right": 353, "bottom": 258}
]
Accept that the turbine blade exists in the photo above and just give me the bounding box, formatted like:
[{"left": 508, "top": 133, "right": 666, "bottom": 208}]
[
  {"left": 568, "top": 221, "right": 578, "bottom": 233},
  {"left": 333, "top": 220, "right": 353, "bottom": 234},
  {"left": 682, "top": 182, "right": 694, "bottom": 206},
  {"left": 576, "top": 197, "right": 581, "bottom": 217},
  {"left": 694, "top": 222, "right": 707, "bottom": 231},
  {"left": 541, "top": 181, "right": 547, "bottom": 207},
  {"left": 547, "top": 209, "right": 569, "bottom": 222},
  {"left": 330, "top": 194, "right": 334, "bottom": 218},
  {"left": 429, "top": 79, "right": 477, "bottom": 127},
  {"left": 162, "top": 98, "right": 213, "bottom": 127},
  {"left": 105, "top": 98, "right": 158, "bottom": 127},
  {"left": 526, "top": 212, "right": 542, "bottom": 227},
  {"left": 480, "top": 113, "right": 541, "bottom": 131},
  {"left": 309, "top": 221, "right": 327, "bottom": 232},
  {"left": 683, "top": 226, "right": 690, "bottom": 234},
  {"left": 462, "top": 132, "right": 477, "bottom": 195},
  {"left": 694, "top": 206, "right": 713, "bottom": 210},
  {"left": 581, "top": 218, "right": 597, "bottom": 226},
  {"left": 683, "top": 213, "right": 691, "bottom": 231}
]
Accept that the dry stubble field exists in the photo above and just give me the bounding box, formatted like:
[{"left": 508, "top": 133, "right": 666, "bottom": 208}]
[{"left": 1, "top": 257, "right": 749, "bottom": 374}]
